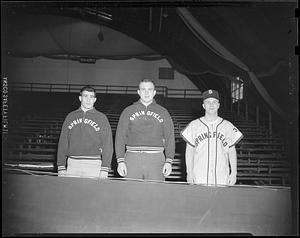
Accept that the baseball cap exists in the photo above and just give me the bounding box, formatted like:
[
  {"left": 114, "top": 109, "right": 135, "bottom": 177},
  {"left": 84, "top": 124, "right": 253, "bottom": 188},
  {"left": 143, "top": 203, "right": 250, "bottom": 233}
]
[{"left": 202, "top": 89, "right": 220, "bottom": 101}]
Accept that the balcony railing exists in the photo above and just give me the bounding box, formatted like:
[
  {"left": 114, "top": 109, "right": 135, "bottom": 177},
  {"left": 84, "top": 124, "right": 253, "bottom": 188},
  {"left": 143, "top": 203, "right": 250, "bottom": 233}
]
[{"left": 9, "top": 82, "right": 203, "bottom": 98}]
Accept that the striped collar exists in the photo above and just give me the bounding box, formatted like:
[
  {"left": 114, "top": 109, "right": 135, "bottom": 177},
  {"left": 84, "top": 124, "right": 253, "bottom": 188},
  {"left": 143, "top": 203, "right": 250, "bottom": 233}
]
[{"left": 200, "top": 116, "right": 223, "bottom": 125}]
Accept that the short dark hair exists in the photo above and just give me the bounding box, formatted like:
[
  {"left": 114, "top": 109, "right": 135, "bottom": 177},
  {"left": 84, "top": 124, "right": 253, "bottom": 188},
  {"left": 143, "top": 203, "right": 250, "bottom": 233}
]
[
  {"left": 139, "top": 79, "right": 156, "bottom": 89},
  {"left": 80, "top": 86, "right": 96, "bottom": 96}
]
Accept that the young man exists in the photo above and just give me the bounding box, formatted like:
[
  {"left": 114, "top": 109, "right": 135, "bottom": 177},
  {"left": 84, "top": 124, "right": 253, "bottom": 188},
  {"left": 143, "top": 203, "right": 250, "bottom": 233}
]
[
  {"left": 115, "top": 79, "right": 175, "bottom": 181},
  {"left": 57, "top": 86, "right": 113, "bottom": 179},
  {"left": 181, "top": 89, "right": 243, "bottom": 186}
]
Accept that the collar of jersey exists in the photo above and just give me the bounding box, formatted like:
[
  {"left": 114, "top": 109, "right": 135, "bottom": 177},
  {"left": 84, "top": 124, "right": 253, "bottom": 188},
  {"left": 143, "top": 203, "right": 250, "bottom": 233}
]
[
  {"left": 75, "top": 107, "right": 96, "bottom": 113},
  {"left": 200, "top": 116, "right": 223, "bottom": 125},
  {"left": 134, "top": 99, "right": 157, "bottom": 107}
]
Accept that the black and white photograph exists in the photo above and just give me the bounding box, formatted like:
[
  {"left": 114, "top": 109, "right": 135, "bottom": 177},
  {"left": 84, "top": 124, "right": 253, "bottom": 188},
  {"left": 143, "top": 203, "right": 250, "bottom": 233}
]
[{"left": 2, "top": 0, "right": 298, "bottom": 236}]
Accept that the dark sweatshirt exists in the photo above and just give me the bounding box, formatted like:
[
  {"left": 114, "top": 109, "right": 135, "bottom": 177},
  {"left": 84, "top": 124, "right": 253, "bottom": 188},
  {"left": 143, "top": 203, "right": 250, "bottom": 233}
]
[
  {"left": 57, "top": 107, "right": 113, "bottom": 172},
  {"left": 115, "top": 99, "right": 175, "bottom": 163}
]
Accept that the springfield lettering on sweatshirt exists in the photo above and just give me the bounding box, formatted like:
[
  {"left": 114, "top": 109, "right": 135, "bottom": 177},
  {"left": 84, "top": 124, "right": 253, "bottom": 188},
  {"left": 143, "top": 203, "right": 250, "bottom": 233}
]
[
  {"left": 129, "top": 110, "right": 164, "bottom": 123},
  {"left": 68, "top": 118, "right": 100, "bottom": 131}
]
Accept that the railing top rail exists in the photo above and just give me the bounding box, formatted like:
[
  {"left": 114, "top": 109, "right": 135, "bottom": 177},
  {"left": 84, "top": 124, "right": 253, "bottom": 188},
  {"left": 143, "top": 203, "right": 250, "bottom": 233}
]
[{"left": 10, "top": 82, "right": 203, "bottom": 98}]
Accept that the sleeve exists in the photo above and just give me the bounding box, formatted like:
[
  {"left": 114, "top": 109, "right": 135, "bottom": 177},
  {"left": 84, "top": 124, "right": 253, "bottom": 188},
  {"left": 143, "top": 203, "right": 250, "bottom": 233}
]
[
  {"left": 180, "top": 121, "right": 195, "bottom": 147},
  {"left": 227, "top": 121, "right": 244, "bottom": 148},
  {"left": 163, "top": 110, "right": 175, "bottom": 163},
  {"left": 100, "top": 115, "right": 113, "bottom": 172},
  {"left": 57, "top": 116, "right": 70, "bottom": 171},
  {"left": 115, "top": 108, "right": 129, "bottom": 163}
]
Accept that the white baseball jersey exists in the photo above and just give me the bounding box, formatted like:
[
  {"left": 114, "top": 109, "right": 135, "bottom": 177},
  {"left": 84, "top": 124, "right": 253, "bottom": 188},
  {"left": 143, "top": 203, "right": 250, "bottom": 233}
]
[{"left": 181, "top": 116, "right": 243, "bottom": 186}]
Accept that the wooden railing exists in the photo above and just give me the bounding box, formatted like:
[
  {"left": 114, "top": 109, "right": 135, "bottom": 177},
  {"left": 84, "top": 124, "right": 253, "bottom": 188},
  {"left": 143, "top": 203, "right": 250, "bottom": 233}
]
[{"left": 10, "top": 82, "right": 203, "bottom": 98}]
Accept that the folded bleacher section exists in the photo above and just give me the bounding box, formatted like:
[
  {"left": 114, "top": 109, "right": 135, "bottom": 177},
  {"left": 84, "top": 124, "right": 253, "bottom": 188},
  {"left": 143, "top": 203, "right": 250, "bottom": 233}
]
[{"left": 4, "top": 91, "right": 291, "bottom": 186}]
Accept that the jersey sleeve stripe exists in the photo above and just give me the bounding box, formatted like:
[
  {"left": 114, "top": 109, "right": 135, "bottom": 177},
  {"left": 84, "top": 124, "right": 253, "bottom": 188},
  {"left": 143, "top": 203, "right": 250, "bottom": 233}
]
[
  {"left": 180, "top": 122, "right": 195, "bottom": 147},
  {"left": 229, "top": 134, "right": 244, "bottom": 148},
  {"left": 180, "top": 131, "right": 195, "bottom": 147}
]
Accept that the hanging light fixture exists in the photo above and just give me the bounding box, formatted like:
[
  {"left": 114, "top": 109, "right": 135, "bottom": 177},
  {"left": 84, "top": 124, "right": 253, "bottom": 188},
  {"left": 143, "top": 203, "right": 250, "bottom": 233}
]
[
  {"left": 97, "top": 24, "right": 104, "bottom": 41},
  {"left": 96, "top": 7, "right": 104, "bottom": 42}
]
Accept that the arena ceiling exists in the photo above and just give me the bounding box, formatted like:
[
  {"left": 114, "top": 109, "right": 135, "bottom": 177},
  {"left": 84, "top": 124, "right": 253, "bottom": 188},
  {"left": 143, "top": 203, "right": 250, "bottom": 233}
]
[{"left": 2, "top": 1, "right": 298, "bottom": 119}]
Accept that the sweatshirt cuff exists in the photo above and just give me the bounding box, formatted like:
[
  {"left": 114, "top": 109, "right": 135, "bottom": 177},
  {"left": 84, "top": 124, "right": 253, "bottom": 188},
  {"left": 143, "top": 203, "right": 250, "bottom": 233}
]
[
  {"left": 165, "top": 158, "right": 173, "bottom": 164},
  {"left": 117, "top": 158, "right": 125, "bottom": 163},
  {"left": 100, "top": 167, "right": 110, "bottom": 173},
  {"left": 57, "top": 165, "right": 66, "bottom": 171}
]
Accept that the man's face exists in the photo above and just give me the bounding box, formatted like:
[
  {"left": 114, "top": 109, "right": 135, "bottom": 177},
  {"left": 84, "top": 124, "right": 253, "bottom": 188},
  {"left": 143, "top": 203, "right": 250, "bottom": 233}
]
[
  {"left": 138, "top": 82, "right": 156, "bottom": 104},
  {"left": 79, "top": 90, "right": 96, "bottom": 110},
  {"left": 202, "top": 98, "right": 220, "bottom": 114}
]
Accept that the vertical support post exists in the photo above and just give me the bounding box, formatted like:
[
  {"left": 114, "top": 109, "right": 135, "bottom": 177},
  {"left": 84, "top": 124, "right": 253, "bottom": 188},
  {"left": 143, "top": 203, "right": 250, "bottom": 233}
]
[
  {"left": 245, "top": 102, "right": 248, "bottom": 120},
  {"left": 159, "top": 7, "right": 163, "bottom": 33},
  {"left": 149, "top": 7, "right": 152, "bottom": 32},
  {"left": 256, "top": 106, "right": 259, "bottom": 126},
  {"left": 268, "top": 110, "right": 272, "bottom": 136}
]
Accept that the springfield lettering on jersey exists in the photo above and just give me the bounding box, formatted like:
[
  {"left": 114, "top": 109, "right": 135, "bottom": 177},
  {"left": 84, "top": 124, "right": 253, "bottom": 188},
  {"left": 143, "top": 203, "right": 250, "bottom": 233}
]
[
  {"left": 130, "top": 110, "right": 164, "bottom": 123},
  {"left": 195, "top": 131, "right": 228, "bottom": 147},
  {"left": 68, "top": 118, "right": 100, "bottom": 131}
]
